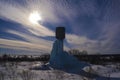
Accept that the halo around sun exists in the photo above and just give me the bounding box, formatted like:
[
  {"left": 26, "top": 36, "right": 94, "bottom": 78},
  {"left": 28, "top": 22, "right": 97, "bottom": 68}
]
[{"left": 29, "top": 11, "right": 42, "bottom": 24}]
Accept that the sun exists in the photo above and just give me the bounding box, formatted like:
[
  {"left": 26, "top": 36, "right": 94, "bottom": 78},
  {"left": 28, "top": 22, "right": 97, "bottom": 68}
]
[{"left": 29, "top": 11, "right": 42, "bottom": 24}]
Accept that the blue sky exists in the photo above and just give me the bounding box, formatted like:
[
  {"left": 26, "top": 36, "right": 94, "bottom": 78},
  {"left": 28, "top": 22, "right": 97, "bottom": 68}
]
[{"left": 0, "top": 0, "right": 120, "bottom": 54}]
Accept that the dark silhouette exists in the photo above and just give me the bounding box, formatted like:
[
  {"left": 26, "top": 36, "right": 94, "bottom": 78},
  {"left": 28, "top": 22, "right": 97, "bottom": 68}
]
[{"left": 56, "top": 27, "right": 65, "bottom": 40}]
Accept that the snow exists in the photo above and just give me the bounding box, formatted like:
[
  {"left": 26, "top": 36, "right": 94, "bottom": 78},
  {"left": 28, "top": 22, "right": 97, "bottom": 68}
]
[
  {"left": 0, "top": 61, "right": 120, "bottom": 80},
  {"left": 110, "top": 72, "right": 120, "bottom": 78},
  {"left": 0, "top": 40, "right": 120, "bottom": 80}
]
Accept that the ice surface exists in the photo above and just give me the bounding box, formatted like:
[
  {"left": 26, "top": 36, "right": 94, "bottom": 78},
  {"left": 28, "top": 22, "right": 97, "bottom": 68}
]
[{"left": 49, "top": 40, "right": 90, "bottom": 73}]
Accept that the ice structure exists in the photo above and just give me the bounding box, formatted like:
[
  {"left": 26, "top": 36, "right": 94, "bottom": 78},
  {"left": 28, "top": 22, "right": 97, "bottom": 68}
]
[
  {"left": 31, "top": 39, "right": 120, "bottom": 79},
  {"left": 49, "top": 39, "right": 90, "bottom": 74}
]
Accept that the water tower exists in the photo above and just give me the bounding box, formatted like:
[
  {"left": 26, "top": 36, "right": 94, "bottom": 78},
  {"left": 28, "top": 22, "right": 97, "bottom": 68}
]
[{"left": 55, "top": 27, "right": 65, "bottom": 51}]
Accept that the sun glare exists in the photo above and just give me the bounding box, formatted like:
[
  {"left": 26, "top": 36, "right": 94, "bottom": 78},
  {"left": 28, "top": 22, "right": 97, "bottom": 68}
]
[{"left": 29, "top": 11, "right": 42, "bottom": 24}]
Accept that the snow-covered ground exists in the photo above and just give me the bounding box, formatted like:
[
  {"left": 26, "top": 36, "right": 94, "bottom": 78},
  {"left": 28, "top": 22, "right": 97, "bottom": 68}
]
[{"left": 0, "top": 61, "right": 120, "bottom": 80}]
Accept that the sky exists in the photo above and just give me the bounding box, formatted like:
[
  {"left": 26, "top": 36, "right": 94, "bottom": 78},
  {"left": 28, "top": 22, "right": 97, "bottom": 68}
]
[{"left": 0, "top": 0, "right": 120, "bottom": 55}]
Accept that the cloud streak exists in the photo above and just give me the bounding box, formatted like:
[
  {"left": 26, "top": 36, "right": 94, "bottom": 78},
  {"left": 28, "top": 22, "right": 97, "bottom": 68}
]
[
  {"left": 0, "top": 0, "right": 55, "bottom": 37},
  {"left": 0, "top": 0, "right": 120, "bottom": 54}
]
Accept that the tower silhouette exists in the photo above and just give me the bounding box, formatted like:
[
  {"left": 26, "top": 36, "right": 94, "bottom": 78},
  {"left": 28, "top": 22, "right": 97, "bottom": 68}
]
[{"left": 55, "top": 27, "right": 65, "bottom": 51}]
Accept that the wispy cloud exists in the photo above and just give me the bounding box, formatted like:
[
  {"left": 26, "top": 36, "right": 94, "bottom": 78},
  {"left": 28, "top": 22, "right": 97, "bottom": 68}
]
[
  {"left": 66, "top": 34, "right": 100, "bottom": 53},
  {"left": 6, "top": 30, "right": 53, "bottom": 52},
  {"left": 0, "top": 0, "right": 120, "bottom": 54},
  {"left": 0, "top": 38, "right": 52, "bottom": 53},
  {"left": 0, "top": 0, "right": 56, "bottom": 54},
  {"left": 0, "top": 0, "right": 55, "bottom": 37},
  {"left": 7, "top": 30, "right": 52, "bottom": 44}
]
